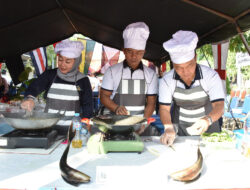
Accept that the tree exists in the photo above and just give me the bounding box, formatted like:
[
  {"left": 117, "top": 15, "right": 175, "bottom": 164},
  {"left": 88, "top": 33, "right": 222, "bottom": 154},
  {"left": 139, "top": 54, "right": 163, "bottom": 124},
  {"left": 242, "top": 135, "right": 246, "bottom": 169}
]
[{"left": 46, "top": 45, "right": 56, "bottom": 69}]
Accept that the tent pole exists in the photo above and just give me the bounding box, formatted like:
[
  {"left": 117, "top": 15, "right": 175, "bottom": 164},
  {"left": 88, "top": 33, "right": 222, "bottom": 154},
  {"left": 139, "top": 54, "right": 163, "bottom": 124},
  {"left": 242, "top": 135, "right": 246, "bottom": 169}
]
[
  {"left": 182, "top": 0, "right": 234, "bottom": 21},
  {"left": 182, "top": 0, "right": 250, "bottom": 54},
  {"left": 55, "top": 0, "right": 79, "bottom": 33},
  {"left": 235, "top": 24, "right": 250, "bottom": 55}
]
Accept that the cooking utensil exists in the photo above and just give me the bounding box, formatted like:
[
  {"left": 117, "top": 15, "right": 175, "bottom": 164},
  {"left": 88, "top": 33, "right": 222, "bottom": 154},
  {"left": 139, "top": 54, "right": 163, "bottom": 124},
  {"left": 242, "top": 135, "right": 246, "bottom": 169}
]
[
  {"left": 91, "top": 115, "right": 148, "bottom": 133},
  {"left": 0, "top": 111, "right": 62, "bottom": 130}
]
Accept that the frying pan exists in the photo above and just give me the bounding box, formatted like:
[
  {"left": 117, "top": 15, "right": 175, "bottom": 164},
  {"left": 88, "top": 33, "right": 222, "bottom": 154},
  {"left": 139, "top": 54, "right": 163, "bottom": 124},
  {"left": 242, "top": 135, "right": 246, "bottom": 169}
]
[
  {"left": 90, "top": 115, "right": 148, "bottom": 133},
  {"left": 0, "top": 111, "right": 62, "bottom": 130}
]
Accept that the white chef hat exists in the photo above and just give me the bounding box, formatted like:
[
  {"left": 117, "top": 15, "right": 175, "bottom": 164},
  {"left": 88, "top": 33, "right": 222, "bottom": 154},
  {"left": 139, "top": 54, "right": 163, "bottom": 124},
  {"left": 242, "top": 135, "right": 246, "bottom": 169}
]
[
  {"left": 163, "top": 30, "right": 198, "bottom": 64},
  {"left": 54, "top": 39, "right": 84, "bottom": 58},
  {"left": 123, "top": 22, "right": 150, "bottom": 50}
]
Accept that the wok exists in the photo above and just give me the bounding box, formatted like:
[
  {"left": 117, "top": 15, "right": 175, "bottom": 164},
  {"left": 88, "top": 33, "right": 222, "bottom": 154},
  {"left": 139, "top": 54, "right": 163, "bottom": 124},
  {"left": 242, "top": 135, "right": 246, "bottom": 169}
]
[
  {"left": 90, "top": 115, "right": 148, "bottom": 133},
  {"left": 0, "top": 111, "right": 62, "bottom": 130}
]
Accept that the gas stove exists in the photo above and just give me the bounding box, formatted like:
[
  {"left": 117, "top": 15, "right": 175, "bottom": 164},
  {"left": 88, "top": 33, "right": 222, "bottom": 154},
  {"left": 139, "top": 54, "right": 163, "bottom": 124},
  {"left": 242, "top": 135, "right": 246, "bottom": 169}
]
[
  {"left": 87, "top": 130, "right": 144, "bottom": 154},
  {"left": 0, "top": 129, "right": 59, "bottom": 149}
]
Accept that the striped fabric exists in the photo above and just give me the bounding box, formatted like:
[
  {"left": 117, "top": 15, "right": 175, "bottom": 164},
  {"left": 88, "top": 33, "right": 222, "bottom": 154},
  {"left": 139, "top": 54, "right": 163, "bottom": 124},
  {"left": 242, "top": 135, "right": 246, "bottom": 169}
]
[
  {"left": 45, "top": 82, "right": 80, "bottom": 127},
  {"left": 173, "top": 85, "right": 208, "bottom": 126},
  {"left": 120, "top": 79, "right": 147, "bottom": 95},
  {"left": 29, "top": 47, "right": 47, "bottom": 76}
]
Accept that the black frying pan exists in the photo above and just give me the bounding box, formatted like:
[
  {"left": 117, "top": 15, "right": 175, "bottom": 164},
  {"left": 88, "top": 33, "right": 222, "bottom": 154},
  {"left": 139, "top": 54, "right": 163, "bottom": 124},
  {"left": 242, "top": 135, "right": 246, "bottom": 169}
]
[{"left": 91, "top": 115, "right": 147, "bottom": 133}]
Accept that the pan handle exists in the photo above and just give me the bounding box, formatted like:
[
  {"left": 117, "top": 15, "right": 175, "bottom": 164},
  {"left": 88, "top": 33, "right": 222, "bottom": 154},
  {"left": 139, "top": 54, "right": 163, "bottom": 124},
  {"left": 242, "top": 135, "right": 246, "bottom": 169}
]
[
  {"left": 81, "top": 118, "right": 92, "bottom": 125},
  {"left": 147, "top": 117, "right": 156, "bottom": 125}
]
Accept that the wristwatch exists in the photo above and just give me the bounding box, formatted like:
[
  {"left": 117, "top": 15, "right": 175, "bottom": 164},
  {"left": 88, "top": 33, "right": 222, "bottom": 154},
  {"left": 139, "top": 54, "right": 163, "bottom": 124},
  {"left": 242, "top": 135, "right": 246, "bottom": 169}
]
[{"left": 206, "top": 115, "right": 213, "bottom": 126}]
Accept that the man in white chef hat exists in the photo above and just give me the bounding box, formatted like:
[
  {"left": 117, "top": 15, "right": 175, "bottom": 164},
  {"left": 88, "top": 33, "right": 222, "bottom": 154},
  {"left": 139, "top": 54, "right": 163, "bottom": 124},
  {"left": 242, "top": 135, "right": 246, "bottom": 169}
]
[
  {"left": 21, "top": 39, "right": 93, "bottom": 136},
  {"left": 159, "top": 30, "right": 225, "bottom": 145},
  {"left": 100, "top": 22, "right": 158, "bottom": 135}
]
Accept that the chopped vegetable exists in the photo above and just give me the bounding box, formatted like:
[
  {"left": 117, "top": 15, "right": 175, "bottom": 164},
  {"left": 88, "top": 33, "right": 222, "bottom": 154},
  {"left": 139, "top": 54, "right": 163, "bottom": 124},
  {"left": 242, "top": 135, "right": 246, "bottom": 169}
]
[{"left": 201, "top": 129, "right": 234, "bottom": 142}]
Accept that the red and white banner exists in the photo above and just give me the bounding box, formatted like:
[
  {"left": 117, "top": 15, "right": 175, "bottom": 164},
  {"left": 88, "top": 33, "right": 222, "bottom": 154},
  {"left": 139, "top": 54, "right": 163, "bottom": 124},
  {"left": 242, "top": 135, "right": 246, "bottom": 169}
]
[
  {"left": 212, "top": 41, "right": 229, "bottom": 93},
  {"left": 212, "top": 41, "right": 229, "bottom": 80}
]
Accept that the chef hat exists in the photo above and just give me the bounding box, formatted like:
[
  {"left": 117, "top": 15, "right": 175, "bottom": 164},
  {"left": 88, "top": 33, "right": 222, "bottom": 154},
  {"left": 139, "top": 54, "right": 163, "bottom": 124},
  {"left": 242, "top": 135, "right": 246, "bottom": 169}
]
[
  {"left": 163, "top": 30, "right": 198, "bottom": 64},
  {"left": 123, "top": 22, "right": 150, "bottom": 50},
  {"left": 55, "top": 39, "right": 84, "bottom": 58}
]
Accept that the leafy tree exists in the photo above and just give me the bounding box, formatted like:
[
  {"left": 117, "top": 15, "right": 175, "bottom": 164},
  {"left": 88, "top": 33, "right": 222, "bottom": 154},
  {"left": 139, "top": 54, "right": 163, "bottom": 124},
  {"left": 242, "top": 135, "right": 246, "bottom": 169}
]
[{"left": 46, "top": 45, "right": 56, "bottom": 69}]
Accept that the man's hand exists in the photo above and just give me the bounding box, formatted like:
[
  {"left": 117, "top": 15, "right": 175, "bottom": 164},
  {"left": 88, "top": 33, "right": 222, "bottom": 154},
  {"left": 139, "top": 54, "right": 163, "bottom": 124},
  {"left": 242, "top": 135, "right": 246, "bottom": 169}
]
[
  {"left": 160, "top": 124, "right": 176, "bottom": 146},
  {"left": 186, "top": 117, "right": 209, "bottom": 135},
  {"left": 21, "top": 99, "right": 35, "bottom": 112},
  {"left": 115, "top": 105, "right": 129, "bottom": 115}
]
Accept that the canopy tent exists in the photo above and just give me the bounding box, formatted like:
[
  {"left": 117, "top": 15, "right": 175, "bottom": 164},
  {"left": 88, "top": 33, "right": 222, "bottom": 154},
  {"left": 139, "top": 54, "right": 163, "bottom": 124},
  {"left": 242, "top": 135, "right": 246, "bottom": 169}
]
[{"left": 0, "top": 0, "right": 249, "bottom": 65}]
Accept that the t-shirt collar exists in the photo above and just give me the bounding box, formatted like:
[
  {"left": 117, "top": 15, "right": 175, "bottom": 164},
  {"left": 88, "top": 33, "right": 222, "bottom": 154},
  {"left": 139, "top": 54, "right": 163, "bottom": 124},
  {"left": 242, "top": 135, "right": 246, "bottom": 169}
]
[
  {"left": 173, "top": 64, "right": 203, "bottom": 88},
  {"left": 123, "top": 60, "right": 144, "bottom": 71}
]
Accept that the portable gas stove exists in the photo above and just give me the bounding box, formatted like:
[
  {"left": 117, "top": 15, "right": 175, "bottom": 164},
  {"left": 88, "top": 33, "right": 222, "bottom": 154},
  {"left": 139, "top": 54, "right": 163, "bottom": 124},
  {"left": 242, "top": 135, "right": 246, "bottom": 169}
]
[
  {"left": 0, "top": 110, "right": 63, "bottom": 149},
  {"left": 84, "top": 115, "right": 155, "bottom": 154},
  {"left": 87, "top": 128, "right": 144, "bottom": 154},
  {"left": 0, "top": 129, "right": 58, "bottom": 149}
]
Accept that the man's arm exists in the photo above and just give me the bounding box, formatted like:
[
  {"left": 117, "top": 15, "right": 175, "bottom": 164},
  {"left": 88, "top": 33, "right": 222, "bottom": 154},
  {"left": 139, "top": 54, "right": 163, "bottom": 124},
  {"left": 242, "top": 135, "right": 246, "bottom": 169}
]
[
  {"left": 100, "top": 89, "right": 117, "bottom": 112},
  {"left": 159, "top": 104, "right": 176, "bottom": 145},
  {"left": 159, "top": 104, "right": 172, "bottom": 125},
  {"left": 3, "top": 78, "right": 9, "bottom": 94},
  {"left": 187, "top": 100, "right": 224, "bottom": 135},
  {"left": 208, "top": 100, "right": 224, "bottom": 123},
  {"left": 144, "top": 95, "right": 156, "bottom": 118},
  {"left": 100, "top": 88, "right": 127, "bottom": 115}
]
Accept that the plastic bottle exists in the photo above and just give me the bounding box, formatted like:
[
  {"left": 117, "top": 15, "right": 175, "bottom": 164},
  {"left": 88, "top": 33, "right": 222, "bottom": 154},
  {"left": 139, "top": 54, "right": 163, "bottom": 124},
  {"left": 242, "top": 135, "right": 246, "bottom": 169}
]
[
  {"left": 80, "top": 123, "right": 89, "bottom": 146},
  {"left": 72, "top": 113, "right": 82, "bottom": 148}
]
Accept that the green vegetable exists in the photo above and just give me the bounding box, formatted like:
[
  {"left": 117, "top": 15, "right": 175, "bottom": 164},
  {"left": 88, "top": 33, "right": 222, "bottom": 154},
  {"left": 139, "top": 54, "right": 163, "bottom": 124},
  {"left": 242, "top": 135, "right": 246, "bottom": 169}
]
[{"left": 201, "top": 129, "right": 234, "bottom": 142}]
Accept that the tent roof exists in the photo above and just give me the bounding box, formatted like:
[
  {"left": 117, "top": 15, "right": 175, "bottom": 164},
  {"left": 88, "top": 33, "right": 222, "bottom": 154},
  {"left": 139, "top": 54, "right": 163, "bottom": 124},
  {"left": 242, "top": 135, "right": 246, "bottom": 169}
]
[{"left": 0, "top": 0, "right": 249, "bottom": 63}]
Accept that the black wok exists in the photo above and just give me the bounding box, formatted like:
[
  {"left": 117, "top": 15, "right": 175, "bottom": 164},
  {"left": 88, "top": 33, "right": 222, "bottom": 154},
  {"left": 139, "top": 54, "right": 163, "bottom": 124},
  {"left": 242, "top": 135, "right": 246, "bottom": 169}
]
[
  {"left": 91, "top": 115, "right": 147, "bottom": 133},
  {"left": 0, "top": 111, "right": 62, "bottom": 130}
]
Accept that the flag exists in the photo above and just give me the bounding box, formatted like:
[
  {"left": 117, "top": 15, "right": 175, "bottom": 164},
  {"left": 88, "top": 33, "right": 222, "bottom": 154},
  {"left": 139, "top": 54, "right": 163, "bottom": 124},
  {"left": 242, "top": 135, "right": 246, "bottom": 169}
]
[
  {"left": 53, "top": 41, "right": 61, "bottom": 49},
  {"left": 88, "top": 42, "right": 102, "bottom": 73},
  {"left": 212, "top": 40, "right": 229, "bottom": 92},
  {"left": 77, "top": 38, "right": 87, "bottom": 73},
  {"left": 29, "top": 47, "right": 47, "bottom": 76},
  {"left": 84, "top": 40, "right": 96, "bottom": 74},
  {"left": 101, "top": 45, "right": 120, "bottom": 74},
  {"left": 52, "top": 41, "right": 61, "bottom": 69},
  {"left": 161, "top": 62, "right": 167, "bottom": 72},
  {"left": 212, "top": 41, "right": 229, "bottom": 81}
]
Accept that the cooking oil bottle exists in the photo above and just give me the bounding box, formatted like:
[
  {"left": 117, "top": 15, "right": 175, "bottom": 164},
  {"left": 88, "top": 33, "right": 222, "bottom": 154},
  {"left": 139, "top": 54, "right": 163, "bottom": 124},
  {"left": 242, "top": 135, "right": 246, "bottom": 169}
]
[{"left": 72, "top": 113, "right": 82, "bottom": 148}]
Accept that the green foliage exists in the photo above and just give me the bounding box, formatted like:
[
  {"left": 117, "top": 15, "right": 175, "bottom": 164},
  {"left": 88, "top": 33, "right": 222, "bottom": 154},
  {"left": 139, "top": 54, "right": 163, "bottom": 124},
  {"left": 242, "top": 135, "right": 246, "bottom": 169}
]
[
  {"left": 229, "top": 31, "right": 250, "bottom": 53},
  {"left": 226, "top": 77, "right": 231, "bottom": 94},
  {"left": 18, "top": 67, "right": 33, "bottom": 82},
  {"left": 196, "top": 44, "right": 214, "bottom": 68},
  {"left": 46, "top": 45, "right": 56, "bottom": 69}
]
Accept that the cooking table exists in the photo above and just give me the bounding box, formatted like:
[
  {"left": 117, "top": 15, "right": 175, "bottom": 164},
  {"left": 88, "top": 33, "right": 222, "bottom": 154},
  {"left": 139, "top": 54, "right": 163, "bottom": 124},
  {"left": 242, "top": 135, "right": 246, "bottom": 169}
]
[{"left": 0, "top": 124, "right": 250, "bottom": 190}]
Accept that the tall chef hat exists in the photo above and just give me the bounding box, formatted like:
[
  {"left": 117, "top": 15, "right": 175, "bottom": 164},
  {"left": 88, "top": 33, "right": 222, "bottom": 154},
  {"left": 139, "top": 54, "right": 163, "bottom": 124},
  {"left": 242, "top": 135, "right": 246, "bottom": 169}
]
[
  {"left": 163, "top": 30, "right": 198, "bottom": 64},
  {"left": 55, "top": 39, "right": 84, "bottom": 58},
  {"left": 123, "top": 22, "right": 150, "bottom": 50}
]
